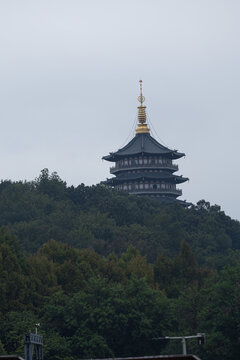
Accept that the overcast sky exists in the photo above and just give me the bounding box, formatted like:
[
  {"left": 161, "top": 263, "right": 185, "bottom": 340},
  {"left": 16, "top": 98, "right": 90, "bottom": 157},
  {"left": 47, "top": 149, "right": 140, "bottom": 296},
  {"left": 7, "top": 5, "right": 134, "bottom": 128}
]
[{"left": 0, "top": 0, "right": 239, "bottom": 220}]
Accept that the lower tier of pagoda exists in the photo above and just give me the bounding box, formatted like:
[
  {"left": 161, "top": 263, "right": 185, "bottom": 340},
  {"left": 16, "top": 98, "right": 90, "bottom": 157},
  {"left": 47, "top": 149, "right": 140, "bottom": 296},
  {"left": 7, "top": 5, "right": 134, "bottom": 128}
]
[
  {"left": 105, "top": 171, "right": 188, "bottom": 185},
  {"left": 103, "top": 170, "right": 188, "bottom": 199},
  {"left": 115, "top": 182, "right": 181, "bottom": 197}
]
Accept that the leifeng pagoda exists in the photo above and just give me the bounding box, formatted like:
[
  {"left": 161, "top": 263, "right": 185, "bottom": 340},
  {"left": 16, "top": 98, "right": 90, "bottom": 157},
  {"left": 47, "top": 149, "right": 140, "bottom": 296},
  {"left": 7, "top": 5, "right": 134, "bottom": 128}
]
[{"left": 102, "top": 81, "right": 189, "bottom": 205}]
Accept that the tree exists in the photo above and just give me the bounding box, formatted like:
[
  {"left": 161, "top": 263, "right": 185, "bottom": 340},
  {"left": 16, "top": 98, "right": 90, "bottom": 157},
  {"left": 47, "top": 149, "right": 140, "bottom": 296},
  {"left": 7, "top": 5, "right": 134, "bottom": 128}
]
[
  {"left": 197, "top": 264, "right": 240, "bottom": 360},
  {"left": 35, "top": 169, "right": 67, "bottom": 200}
]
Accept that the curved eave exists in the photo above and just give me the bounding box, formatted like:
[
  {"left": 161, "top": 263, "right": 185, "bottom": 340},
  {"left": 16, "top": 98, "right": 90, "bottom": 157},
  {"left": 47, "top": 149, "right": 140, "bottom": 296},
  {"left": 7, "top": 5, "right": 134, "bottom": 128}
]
[
  {"left": 103, "top": 150, "right": 184, "bottom": 162},
  {"left": 105, "top": 173, "right": 188, "bottom": 185},
  {"left": 102, "top": 154, "right": 115, "bottom": 162},
  {"left": 156, "top": 197, "right": 192, "bottom": 207},
  {"left": 172, "top": 151, "right": 185, "bottom": 159},
  {"left": 102, "top": 133, "right": 185, "bottom": 162}
]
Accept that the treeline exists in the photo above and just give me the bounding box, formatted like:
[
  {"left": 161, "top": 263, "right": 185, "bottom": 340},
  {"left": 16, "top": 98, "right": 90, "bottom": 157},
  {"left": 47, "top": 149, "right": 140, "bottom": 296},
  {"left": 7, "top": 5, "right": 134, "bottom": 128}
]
[
  {"left": 0, "top": 229, "right": 239, "bottom": 360},
  {"left": 0, "top": 169, "right": 239, "bottom": 268},
  {"left": 0, "top": 170, "right": 240, "bottom": 359}
]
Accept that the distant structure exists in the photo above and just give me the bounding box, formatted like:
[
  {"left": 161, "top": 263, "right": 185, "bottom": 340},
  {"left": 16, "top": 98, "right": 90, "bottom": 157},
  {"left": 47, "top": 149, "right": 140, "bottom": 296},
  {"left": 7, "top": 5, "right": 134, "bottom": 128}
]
[
  {"left": 102, "top": 81, "right": 189, "bottom": 205},
  {"left": 92, "top": 357, "right": 201, "bottom": 360},
  {"left": 24, "top": 333, "right": 43, "bottom": 360}
]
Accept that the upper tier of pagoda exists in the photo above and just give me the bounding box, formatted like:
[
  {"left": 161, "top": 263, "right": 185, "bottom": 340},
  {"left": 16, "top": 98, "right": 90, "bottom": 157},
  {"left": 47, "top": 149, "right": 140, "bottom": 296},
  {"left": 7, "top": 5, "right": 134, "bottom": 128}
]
[
  {"left": 102, "top": 132, "right": 185, "bottom": 162},
  {"left": 103, "top": 80, "right": 184, "bottom": 162}
]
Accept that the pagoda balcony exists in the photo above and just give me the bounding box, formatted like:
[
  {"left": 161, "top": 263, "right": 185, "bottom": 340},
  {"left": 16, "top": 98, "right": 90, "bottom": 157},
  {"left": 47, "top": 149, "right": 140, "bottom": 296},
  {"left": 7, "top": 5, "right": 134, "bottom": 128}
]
[
  {"left": 110, "top": 163, "right": 178, "bottom": 174},
  {"left": 128, "top": 188, "right": 182, "bottom": 196}
]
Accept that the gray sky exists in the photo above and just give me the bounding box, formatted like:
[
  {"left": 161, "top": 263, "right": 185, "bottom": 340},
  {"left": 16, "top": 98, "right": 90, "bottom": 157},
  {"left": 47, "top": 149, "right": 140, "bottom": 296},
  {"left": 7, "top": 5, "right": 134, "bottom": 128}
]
[{"left": 0, "top": 0, "right": 239, "bottom": 220}]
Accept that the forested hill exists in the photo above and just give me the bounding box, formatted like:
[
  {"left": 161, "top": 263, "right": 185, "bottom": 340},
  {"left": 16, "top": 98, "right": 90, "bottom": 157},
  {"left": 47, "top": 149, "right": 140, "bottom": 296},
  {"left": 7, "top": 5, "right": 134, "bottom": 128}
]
[
  {"left": 0, "top": 169, "right": 239, "bottom": 268},
  {"left": 0, "top": 169, "right": 240, "bottom": 360}
]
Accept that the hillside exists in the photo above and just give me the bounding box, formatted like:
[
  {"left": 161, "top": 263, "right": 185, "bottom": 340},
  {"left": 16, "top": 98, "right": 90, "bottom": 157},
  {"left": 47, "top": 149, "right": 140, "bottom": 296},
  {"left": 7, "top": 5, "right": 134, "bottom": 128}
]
[
  {"left": 0, "top": 169, "right": 239, "bottom": 360},
  {"left": 0, "top": 169, "right": 239, "bottom": 268}
]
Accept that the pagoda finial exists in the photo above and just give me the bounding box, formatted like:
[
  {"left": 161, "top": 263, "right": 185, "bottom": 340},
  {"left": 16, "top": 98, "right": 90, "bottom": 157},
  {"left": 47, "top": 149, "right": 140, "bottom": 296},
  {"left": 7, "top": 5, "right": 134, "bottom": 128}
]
[
  {"left": 136, "top": 80, "right": 150, "bottom": 134},
  {"left": 138, "top": 79, "right": 145, "bottom": 106}
]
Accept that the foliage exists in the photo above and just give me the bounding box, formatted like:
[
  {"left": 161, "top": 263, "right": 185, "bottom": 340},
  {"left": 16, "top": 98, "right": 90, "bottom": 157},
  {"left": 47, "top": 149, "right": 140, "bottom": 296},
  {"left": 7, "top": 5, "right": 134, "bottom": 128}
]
[
  {"left": 0, "top": 172, "right": 239, "bottom": 268},
  {"left": 0, "top": 171, "right": 239, "bottom": 359}
]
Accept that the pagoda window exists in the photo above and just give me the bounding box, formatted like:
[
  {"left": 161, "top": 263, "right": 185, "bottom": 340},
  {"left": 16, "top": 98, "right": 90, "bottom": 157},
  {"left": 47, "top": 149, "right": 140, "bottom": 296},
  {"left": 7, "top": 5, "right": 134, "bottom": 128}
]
[
  {"left": 159, "top": 158, "right": 162, "bottom": 164},
  {"left": 153, "top": 184, "right": 157, "bottom": 190},
  {"left": 144, "top": 158, "right": 148, "bottom": 164},
  {"left": 157, "top": 183, "right": 160, "bottom": 189},
  {"left": 124, "top": 159, "right": 128, "bottom": 166},
  {"left": 161, "top": 183, "right": 166, "bottom": 189},
  {"left": 145, "top": 183, "right": 149, "bottom": 189},
  {"left": 139, "top": 183, "right": 144, "bottom": 190},
  {"left": 139, "top": 158, "right": 143, "bottom": 165}
]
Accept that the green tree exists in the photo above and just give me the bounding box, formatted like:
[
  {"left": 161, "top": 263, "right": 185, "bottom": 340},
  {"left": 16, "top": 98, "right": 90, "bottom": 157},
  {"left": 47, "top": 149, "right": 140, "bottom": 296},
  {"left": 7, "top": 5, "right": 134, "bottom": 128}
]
[
  {"left": 35, "top": 168, "right": 67, "bottom": 200},
  {"left": 197, "top": 264, "right": 240, "bottom": 360}
]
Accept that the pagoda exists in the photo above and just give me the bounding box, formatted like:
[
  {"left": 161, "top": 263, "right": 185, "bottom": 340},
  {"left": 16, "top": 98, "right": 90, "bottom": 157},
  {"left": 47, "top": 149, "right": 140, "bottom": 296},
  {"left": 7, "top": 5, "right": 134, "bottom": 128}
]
[{"left": 102, "top": 81, "right": 189, "bottom": 205}]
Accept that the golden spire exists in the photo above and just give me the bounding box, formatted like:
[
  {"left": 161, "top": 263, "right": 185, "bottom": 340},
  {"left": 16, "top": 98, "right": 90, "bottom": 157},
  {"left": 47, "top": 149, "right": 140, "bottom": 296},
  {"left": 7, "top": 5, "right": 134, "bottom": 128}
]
[{"left": 136, "top": 80, "right": 150, "bottom": 134}]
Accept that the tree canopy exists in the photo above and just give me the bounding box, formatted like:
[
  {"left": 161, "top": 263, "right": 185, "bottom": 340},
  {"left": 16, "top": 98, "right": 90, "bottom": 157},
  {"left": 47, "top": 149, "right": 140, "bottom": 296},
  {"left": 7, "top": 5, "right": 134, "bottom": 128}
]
[{"left": 0, "top": 170, "right": 239, "bottom": 359}]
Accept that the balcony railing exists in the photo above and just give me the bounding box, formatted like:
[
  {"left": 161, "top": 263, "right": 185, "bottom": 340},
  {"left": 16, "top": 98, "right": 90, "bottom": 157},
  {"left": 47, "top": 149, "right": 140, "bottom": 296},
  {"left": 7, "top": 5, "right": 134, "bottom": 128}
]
[
  {"left": 110, "top": 162, "right": 178, "bottom": 174},
  {"left": 127, "top": 188, "right": 182, "bottom": 196}
]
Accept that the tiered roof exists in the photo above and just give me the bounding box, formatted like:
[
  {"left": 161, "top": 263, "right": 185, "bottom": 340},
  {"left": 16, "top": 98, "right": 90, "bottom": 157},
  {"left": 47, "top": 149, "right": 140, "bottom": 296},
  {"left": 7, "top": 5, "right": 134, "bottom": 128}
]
[
  {"left": 102, "top": 132, "right": 185, "bottom": 162},
  {"left": 105, "top": 171, "right": 188, "bottom": 185}
]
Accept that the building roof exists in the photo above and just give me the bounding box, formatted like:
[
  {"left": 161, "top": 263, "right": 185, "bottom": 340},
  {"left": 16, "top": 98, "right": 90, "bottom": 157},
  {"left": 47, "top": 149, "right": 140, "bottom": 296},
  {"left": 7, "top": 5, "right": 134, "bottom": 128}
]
[
  {"left": 155, "top": 196, "right": 192, "bottom": 207},
  {"left": 103, "top": 133, "right": 185, "bottom": 162},
  {"left": 105, "top": 172, "right": 188, "bottom": 185},
  {"left": 89, "top": 355, "right": 201, "bottom": 360},
  {"left": 0, "top": 357, "right": 25, "bottom": 360}
]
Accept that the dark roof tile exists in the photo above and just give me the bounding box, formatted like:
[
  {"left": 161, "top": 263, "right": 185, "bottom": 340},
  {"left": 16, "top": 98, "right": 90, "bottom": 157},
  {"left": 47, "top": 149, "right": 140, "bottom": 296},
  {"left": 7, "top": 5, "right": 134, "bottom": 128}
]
[{"left": 103, "top": 133, "right": 184, "bottom": 161}]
